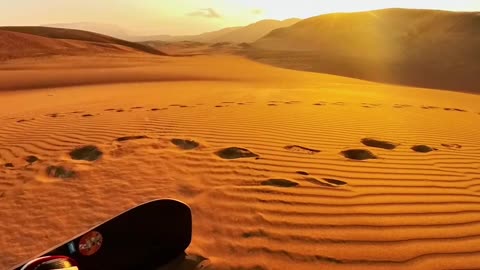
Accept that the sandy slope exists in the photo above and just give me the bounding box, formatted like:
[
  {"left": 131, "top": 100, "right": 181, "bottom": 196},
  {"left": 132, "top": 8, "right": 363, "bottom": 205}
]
[
  {"left": 1, "top": 55, "right": 480, "bottom": 270},
  {"left": 0, "top": 30, "right": 140, "bottom": 60},
  {"left": 0, "top": 27, "right": 166, "bottom": 56},
  {"left": 250, "top": 8, "right": 480, "bottom": 93}
]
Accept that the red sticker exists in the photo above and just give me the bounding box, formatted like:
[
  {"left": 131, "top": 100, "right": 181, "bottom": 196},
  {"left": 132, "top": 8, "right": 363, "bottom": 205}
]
[{"left": 79, "top": 231, "right": 103, "bottom": 256}]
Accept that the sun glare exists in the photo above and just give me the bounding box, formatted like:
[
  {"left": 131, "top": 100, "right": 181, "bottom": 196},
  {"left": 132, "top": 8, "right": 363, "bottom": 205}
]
[{"left": 227, "top": 0, "right": 480, "bottom": 20}]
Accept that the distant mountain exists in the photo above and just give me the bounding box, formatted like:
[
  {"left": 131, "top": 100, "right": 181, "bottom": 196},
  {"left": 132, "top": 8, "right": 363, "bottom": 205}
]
[
  {"left": 192, "top": 27, "right": 243, "bottom": 42},
  {"left": 0, "top": 26, "right": 166, "bottom": 59},
  {"left": 138, "top": 18, "right": 301, "bottom": 43},
  {"left": 250, "top": 8, "right": 480, "bottom": 92},
  {"left": 208, "top": 19, "right": 301, "bottom": 43},
  {"left": 49, "top": 19, "right": 301, "bottom": 44},
  {"left": 131, "top": 27, "right": 242, "bottom": 42},
  {"left": 130, "top": 34, "right": 179, "bottom": 42},
  {"left": 43, "top": 22, "right": 131, "bottom": 40}
]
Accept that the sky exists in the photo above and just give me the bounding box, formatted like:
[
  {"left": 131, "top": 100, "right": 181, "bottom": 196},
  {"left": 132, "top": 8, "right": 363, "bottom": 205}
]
[{"left": 1, "top": 0, "right": 479, "bottom": 35}]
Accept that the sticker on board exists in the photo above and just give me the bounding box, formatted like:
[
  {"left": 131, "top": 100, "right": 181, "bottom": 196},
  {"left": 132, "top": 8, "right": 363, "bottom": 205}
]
[{"left": 78, "top": 231, "right": 103, "bottom": 256}]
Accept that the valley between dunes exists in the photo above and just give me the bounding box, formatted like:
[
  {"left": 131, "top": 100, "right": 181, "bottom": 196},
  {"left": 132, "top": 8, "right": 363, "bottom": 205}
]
[{"left": 1, "top": 54, "right": 480, "bottom": 270}]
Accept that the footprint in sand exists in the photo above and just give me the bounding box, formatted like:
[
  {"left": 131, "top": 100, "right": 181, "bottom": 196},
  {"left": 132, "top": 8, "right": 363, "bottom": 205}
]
[
  {"left": 242, "top": 230, "right": 267, "bottom": 238},
  {"left": 361, "top": 138, "right": 398, "bottom": 150},
  {"left": 130, "top": 106, "right": 144, "bottom": 109},
  {"left": 305, "top": 177, "right": 347, "bottom": 187},
  {"left": 116, "top": 135, "right": 150, "bottom": 142},
  {"left": 70, "top": 145, "right": 103, "bottom": 161},
  {"left": 361, "top": 103, "right": 381, "bottom": 108},
  {"left": 341, "top": 149, "right": 377, "bottom": 160},
  {"left": 411, "top": 145, "right": 438, "bottom": 153},
  {"left": 82, "top": 114, "right": 94, "bottom": 117},
  {"left": 421, "top": 106, "right": 440, "bottom": 110},
  {"left": 169, "top": 104, "right": 189, "bottom": 108},
  {"left": 46, "top": 166, "right": 76, "bottom": 179},
  {"left": 296, "top": 171, "right": 309, "bottom": 176},
  {"left": 46, "top": 113, "right": 61, "bottom": 118},
  {"left": 313, "top": 103, "right": 325, "bottom": 106},
  {"left": 4, "top": 163, "right": 14, "bottom": 168},
  {"left": 171, "top": 139, "right": 199, "bottom": 150},
  {"left": 441, "top": 143, "right": 462, "bottom": 150},
  {"left": 261, "top": 179, "right": 299, "bottom": 188},
  {"left": 393, "top": 104, "right": 411, "bottom": 109},
  {"left": 25, "top": 155, "right": 39, "bottom": 164},
  {"left": 444, "top": 108, "right": 467, "bottom": 112},
  {"left": 267, "top": 103, "right": 278, "bottom": 106},
  {"left": 105, "top": 109, "right": 116, "bottom": 112},
  {"left": 323, "top": 178, "right": 347, "bottom": 186},
  {"left": 150, "top": 108, "right": 166, "bottom": 111},
  {"left": 215, "top": 105, "right": 224, "bottom": 108},
  {"left": 116, "top": 109, "right": 125, "bottom": 112},
  {"left": 284, "top": 145, "right": 320, "bottom": 155},
  {"left": 216, "top": 147, "right": 258, "bottom": 159},
  {"left": 17, "top": 118, "right": 34, "bottom": 123}
]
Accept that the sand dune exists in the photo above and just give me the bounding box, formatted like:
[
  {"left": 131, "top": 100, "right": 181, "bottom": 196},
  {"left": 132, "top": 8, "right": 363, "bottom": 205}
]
[
  {"left": 249, "top": 8, "right": 480, "bottom": 93},
  {"left": 0, "top": 30, "right": 151, "bottom": 60},
  {"left": 1, "top": 54, "right": 480, "bottom": 270},
  {"left": 43, "top": 22, "right": 132, "bottom": 40},
  {"left": 0, "top": 54, "right": 374, "bottom": 91},
  {"left": 0, "top": 26, "right": 166, "bottom": 57}
]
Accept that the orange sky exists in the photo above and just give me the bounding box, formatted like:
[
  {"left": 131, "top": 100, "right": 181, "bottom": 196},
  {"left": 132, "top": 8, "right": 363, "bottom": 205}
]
[{"left": 1, "top": 0, "right": 479, "bottom": 35}]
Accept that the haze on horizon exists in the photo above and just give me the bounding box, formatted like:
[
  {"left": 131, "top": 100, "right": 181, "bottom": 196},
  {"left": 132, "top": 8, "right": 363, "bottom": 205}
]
[{"left": 1, "top": 0, "right": 479, "bottom": 35}]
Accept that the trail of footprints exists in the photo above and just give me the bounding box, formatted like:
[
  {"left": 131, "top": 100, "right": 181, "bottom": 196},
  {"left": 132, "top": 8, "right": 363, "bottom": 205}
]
[
  {"left": 1, "top": 101, "right": 471, "bottom": 193},
  {"left": 1, "top": 133, "right": 463, "bottom": 192},
  {"left": 8, "top": 100, "right": 478, "bottom": 124}
]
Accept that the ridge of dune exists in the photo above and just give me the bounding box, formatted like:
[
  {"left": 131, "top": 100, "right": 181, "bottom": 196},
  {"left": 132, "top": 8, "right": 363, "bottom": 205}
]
[
  {"left": 0, "top": 54, "right": 375, "bottom": 91},
  {"left": 0, "top": 30, "right": 148, "bottom": 60},
  {"left": 42, "top": 22, "right": 131, "bottom": 40},
  {"left": 0, "top": 26, "right": 167, "bottom": 57}
]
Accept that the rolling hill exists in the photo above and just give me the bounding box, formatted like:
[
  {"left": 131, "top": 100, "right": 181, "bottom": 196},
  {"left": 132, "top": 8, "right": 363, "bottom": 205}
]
[
  {"left": 250, "top": 8, "right": 480, "bottom": 92},
  {"left": 42, "top": 22, "right": 131, "bottom": 40},
  {"left": 0, "top": 30, "right": 153, "bottom": 60},
  {"left": 0, "top": 26, "right": 166, "bottom": 57}
]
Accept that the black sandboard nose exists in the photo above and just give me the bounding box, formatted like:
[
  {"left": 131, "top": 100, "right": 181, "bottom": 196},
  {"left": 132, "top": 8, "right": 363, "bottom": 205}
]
[{"left": 13, "top": 199, "right": 192, "bottom": 270}]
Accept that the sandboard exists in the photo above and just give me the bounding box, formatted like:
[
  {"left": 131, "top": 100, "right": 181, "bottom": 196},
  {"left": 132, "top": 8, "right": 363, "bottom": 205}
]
[{"left": 12, "top": 199, "right": 192, "bottom": 270}]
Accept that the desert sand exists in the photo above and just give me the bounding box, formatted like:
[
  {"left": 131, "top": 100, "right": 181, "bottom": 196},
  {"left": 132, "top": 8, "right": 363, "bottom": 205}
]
[{"left": 1, "top": 49, "right": 480, "bottom": 270}]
